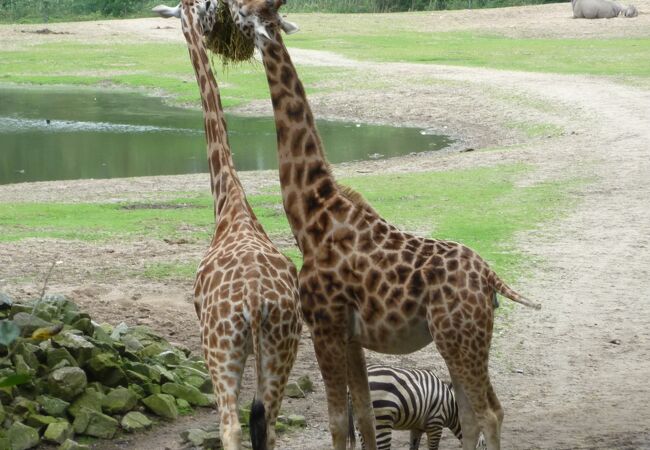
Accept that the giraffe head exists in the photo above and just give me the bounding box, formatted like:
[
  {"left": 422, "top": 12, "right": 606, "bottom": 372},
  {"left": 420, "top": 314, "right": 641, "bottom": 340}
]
[
  {"left": 153, "top": 1, "right": 217, "bottom": 35},
  {"left": 225, "top": 0, "right": 299, "bottom": 44}
]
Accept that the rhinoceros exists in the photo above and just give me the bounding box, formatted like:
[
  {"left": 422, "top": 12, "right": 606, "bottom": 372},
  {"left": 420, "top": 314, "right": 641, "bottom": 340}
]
[{"left": 572, "top": 0, "right": 638, "bottom": 18}]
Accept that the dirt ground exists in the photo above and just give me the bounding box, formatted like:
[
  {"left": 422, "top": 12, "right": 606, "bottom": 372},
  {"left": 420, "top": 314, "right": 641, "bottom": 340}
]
[{"left": 1, "top": 2, "right": 650, "bottom": 449}]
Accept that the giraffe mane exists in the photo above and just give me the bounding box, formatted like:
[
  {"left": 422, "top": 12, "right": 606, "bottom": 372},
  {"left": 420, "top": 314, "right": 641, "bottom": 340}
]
[{"left": 336, "top": 183, "right": 377, "bottom": 214}]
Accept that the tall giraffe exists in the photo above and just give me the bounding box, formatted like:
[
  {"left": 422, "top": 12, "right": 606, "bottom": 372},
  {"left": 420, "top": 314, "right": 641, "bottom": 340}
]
[
  {"left": 153, "top": 3, "right": 302, "bottom": 450},
  {"left": 221, "top": 2, "right": 540, "bottom": 450}
]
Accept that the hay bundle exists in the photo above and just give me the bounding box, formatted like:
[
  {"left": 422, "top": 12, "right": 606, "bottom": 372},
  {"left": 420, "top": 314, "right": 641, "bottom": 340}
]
[{"left": 204, "top": 1, "right": 255, "bottom": 64}]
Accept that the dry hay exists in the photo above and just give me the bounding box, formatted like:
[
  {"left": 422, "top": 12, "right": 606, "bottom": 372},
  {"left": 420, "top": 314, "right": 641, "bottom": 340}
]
[{"left": 204, "top": 0, "right": 255, "bottom": 64}]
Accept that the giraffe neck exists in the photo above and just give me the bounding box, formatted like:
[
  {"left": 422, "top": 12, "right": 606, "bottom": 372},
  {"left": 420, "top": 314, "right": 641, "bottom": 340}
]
[
  {"left": 181, "top": 1, "right": 261, "bottom": 232},
  {"left": 258, "top": 31, "right": 338, "bottom": 252}
]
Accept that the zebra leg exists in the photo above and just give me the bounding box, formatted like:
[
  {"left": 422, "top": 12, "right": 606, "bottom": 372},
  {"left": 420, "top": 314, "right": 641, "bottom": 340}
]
[
  {"left": 425, "top": 425, "right": 443, "bottom": 450},
  {"left": 409, "top": 429, "right": 423, "bottom": 450},
  {"left": 375, "top": 423, "right": 393, "bottom": 450},
  {"left": 347, "top": 339, "right": 378, "bottom": 450}
]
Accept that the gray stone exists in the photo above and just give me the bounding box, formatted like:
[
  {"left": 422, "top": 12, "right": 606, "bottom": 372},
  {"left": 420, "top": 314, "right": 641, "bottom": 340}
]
[
  {"left": 176, "top": 397, "right": 193, "bottom": 415},
  {"left": 288, "top": 414, "right": 307, "bottom": 427},
  {"left": 13, "top": 342, "right": 41, "bottom": 369},
  {"left": 46, "top": 347, "right": 78, "bottom": 368},
  {"left": 12, "top": 396, "right": 39, "bottom": 418},
  {"left": 72, "top": 406, "right": 119, "bottom": 439},
  {"left": 12, "top": 312, "right": 53, "bottom": 336},
  {"left": 71, "top": 318, "right": 93, "bottom": 335},
  {"left": 0, "top": 292, "right": 13, "bottom": 309},
  {"left": 7, "top": 421, "right": 40, "bottom": 450},
  {"left": 120, "top": 411, "right": 153, "bottom": 432},
  {"left": 37, "top": 395, "right": 70, "bottom": 417},
  {"left": 43, "top": 421, "right": 74, "bottom": 444},
  {"left": 124, "top": 361, "right": 161, "bottom": 383},
  {"left": 297, "top": 375, "right": 313, "bottom": 393},
  {"left": 48, "top": 367, "right": 87, "bottom": 401},
  {"left": 102, "top": 387, "right": 137, "bottom": 414},
  {"left": 25, "top": 413, "right": 59, "bottom": 431},
  {"left": 180, "top": 428, "right": 221, "bottom": 448},
  {"left": 85, "top": 352, "right": 127, "bottom": 387},
  {"left": 161, "top": 382, "right": 211, "bottom": 406},
  {"left": 52, "top": 332, "right": 94, "bottom": 364},
  {"left": 284, "top": 382, "right": 305, "bottom": 399},
  {"left": 58, "top": 439, "right": 90, "bottom": 450},
  {"left": 68, "top": 388, "right": 105, "bottom": 417},
  {"left": 155, "top": 350, "right": 182, "bottom": 366},
  {"left": 142, "top": 393, "right": 178, "bottom": 419},
  {"left": 13, "top": 354, "right": 35, "bottom": 377},
  {"left": 110, "top": 322, "right": 129, "bottom": 340}
]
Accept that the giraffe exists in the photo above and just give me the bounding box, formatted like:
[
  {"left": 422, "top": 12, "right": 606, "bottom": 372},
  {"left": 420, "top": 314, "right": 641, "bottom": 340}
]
[
  {"left": 216, "top": 2, "right": 541, "bottom": 449},
  {"left": 153, "top": 2, "right": 302, "bottom": 449}
]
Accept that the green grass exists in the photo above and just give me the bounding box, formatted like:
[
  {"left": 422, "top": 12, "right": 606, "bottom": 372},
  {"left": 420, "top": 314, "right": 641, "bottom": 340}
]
[
  {"left": 143, "top": 262, "right": 198, "bottom": 280},
  {"left": 285, "top": 29, "right": 650, "bottom": 77},
  {"left": 0, "top": 42, "right": 351, "bottom": 107},
  {"left": 0, "top": 164, "right": 574, "bottom": 281}
]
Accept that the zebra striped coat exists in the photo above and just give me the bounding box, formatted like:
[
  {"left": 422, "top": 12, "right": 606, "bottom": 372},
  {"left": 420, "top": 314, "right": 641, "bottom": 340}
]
[{"left": 355, "top": 364, "right": 463, "bottom": 450}]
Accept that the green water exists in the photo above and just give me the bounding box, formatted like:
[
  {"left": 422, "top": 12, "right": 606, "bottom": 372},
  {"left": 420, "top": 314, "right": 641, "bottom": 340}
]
[{"left": 0, "top": 85, "right": 451, "bottom": 185}]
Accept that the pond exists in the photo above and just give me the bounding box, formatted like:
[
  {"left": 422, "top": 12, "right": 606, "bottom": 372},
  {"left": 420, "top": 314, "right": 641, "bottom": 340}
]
[{"left": 0, "top": 86, "right": 452, "bottom": 185}]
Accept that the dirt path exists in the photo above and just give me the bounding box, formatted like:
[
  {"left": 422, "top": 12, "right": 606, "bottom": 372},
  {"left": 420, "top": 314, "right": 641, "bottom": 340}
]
[{"left": 1, "top": 4, "right": 650, "bottom": 449}]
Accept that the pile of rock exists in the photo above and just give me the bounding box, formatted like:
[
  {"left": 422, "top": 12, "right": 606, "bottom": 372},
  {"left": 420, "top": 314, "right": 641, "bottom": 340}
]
[{"left": 0, "top": 294, "right": 214, "bottom": 450}]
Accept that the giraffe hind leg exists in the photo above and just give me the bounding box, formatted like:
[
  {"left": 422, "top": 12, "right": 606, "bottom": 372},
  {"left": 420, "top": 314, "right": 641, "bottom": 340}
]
[
  {"left": 203, "top": 321, "right": 249, "bottom": 450},
  {"left": 256, "top": 319, "right": 301, "bottom": 449},
  {"left": 347, "top": 339, "right": 378, "bottom": 450}
]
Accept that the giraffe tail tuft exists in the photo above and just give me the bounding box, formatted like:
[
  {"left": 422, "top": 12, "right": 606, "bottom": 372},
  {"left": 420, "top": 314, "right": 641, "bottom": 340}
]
[
  {"left": 491, "top": 272, "right": 541, "bottom": 310},
  {"left": 250, "top": 398, "right": 268, "bottom": 450}
]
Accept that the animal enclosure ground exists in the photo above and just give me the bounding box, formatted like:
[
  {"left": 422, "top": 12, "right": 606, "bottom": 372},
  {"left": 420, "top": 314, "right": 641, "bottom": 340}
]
[{"left": 1, "top": 2, "right": 650, "bottom": 448}]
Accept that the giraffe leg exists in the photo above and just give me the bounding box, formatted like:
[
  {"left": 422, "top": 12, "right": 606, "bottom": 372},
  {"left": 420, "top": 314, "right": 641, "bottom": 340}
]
[
  {"left": 258, "top": 326, "right": 300, "bottom": 449},
  {"left": 487, "top": 381, "right": 504, "bottom": 440},
  {"left": 346, "top": 340, "right": 378, "bottom": 450},
  {"left": 312, "top": 330, "right": 350, "bottom": 450},
  {"left": 447, "top": 372, "right": 481, "bottom": 450},
  {"left": 203, "top": 323, "right": 249, "bottom": 450},
  {"left": 448, "top": 368, "right": 500, "bottom": 450}
]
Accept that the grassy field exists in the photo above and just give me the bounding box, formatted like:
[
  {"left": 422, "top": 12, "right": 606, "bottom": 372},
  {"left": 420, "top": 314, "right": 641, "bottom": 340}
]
[
  {"left": 1, "top": 12, "right": 648, "bottom": 107},
  {"left": 0, "top": 164, "right": 573, "bottom": 280}
]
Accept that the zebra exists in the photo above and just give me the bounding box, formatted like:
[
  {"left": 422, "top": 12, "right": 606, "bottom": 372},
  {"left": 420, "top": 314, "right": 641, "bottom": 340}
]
[{"left": 350, "top": 364, "right": 464, "bottom": 450}]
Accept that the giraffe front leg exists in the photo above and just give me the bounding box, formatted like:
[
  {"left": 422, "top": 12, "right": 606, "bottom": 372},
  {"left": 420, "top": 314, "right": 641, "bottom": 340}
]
[
  {"left": 346, "top": 340, "right": 378, "bottom": 450},
  {"left": 312, "top": 328, "right": 350, "bottom": 450}
]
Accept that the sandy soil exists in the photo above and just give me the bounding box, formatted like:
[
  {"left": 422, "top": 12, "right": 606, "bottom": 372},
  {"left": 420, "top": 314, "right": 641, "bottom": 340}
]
[{"left": 1, "top": 3, "right": 650, "bottom": 449}]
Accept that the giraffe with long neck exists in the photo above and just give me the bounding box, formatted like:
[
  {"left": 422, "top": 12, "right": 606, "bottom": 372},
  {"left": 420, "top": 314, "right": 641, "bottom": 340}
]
[
  {"left": 222, "top": 2, "right": 540, "bottom": 449},
  {"left": 154, "top": 2, "right": 302, "bottom": 449}
]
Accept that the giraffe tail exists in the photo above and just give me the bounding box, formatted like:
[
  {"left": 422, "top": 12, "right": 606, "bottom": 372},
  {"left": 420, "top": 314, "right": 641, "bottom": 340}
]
[
  {"left": 491, "top": 272, "right": 541, "bottom": 310},
  {"left": 249, "top": 298, "right": 268, "bottom": 450}
]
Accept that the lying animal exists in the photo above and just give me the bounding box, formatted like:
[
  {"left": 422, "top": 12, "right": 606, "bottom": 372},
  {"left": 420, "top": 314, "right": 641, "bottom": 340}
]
[{"left": 572, "top": 0, "right": 638, "bottom": 18}]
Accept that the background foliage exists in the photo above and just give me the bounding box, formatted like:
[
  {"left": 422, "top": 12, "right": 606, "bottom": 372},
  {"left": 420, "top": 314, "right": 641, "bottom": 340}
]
[{"left": 0, "top": 0, "right": 565, "bottom": 23}]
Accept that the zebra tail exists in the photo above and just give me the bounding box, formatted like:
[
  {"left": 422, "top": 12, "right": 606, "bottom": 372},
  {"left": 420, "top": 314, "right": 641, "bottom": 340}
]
[{"left": 491, "top": 272, "right": 541, "bottom": 310}]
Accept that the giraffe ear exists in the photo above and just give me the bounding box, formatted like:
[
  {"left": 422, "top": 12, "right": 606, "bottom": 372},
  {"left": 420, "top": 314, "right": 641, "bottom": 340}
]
[
  {"left": 252, "top": 15, "right": 272, "bottom": 40},
  {"left": 280, "top": 18, "right": 299, "bottom": 35},
  {"left": 152, "top": 3, "right": 181, "bottom": 18}
]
